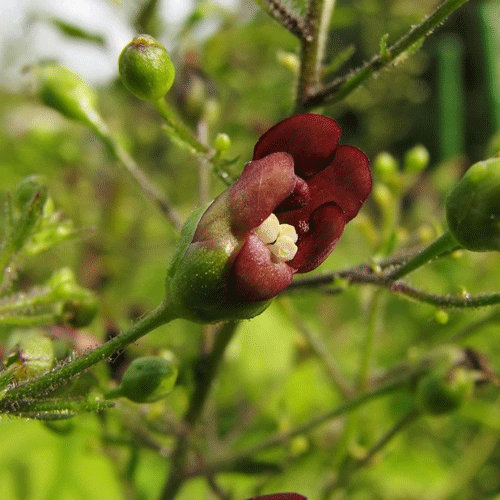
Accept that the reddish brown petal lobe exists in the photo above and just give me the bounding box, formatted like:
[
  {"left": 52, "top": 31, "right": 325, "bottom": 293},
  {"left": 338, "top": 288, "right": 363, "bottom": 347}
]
[
  {"left": 284, "top": 203, "right": 346, "bottom": 273},
  {"left": 229, "top": 233, "right": 294, "bottom": 302},
  {"left": 229, "top": 152, "right": 296, "bottom": 237},
  {"left": 253, "top": 114, "right": 341, "bottom": 178},
  {"left": 306, "top": 145, "right": 371, "bottom": 221}
]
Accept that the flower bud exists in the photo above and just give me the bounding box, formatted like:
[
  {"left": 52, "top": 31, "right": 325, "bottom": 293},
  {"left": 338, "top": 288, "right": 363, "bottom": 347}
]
[
  {"left": 14, "top": 175, "right": 47, "bottom": 210},
  {"left": 38, "top": 64, "right": 101, "bottom": 127},
  {"left": 108, "top": 356, "right": 178, "bottom": 403},
  {"left": 49, "top": 268, "right": 98, "bottom": 327},
  {"left": 404, "top": 144, "right": 430, "bottom": 173},
  {"left": 4, "top": 330, "right": 54, "bottom": 380},
  {"left": 373, "top": 152, "right": 398, "bottom": 177},
  {"left": 446, "top": 157, "right": 500, "bottom": 251},
  {"left": 118, "top": 34, "right": 175, "bottom": 102},
  {"left": 416, "top": 367, "right": 473, "bottom": 415},
  {"left": 214, "top": 133, "right": 231, "bottom": 154}
]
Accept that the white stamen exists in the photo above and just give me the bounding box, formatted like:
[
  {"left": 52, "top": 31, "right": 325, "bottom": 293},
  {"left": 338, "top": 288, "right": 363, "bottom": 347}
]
[
  {"left": 255, "top": 213, "right": 280, "bottom": 244},
  {"left": 278, "top": 224, "right": 298, "bottom": 243},
  {"left": 255, "top": 215, "right": 299, "bottom": 262},
  {"left": 269, "top": 235, "right": 298, "bottom": 261}
]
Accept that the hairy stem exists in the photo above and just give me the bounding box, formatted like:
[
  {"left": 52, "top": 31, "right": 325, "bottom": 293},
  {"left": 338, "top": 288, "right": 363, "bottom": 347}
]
[
  {"left": 159, "top": 321, "right": 240, "bottom": 500},
  {"left": 1, "top": 300, "right": 177, "bottom": 402},
  {"left": 89, "top": 119, "right": 183, "bottom": 231},
  {"left": 261, "top": 0, "right": 311, "bottom": 40},
  {"left": 295, "top": 0, "right": 337, "bottom": 111},
  {"left": 385, "top": 231, "right": 458, "bottom": 282},
  {"left": 303, "top": 0, "right": 470, "bottom": 108}
]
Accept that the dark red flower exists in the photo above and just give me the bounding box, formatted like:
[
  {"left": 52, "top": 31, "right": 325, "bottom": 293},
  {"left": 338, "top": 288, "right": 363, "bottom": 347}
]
[
  {"left": 229, "top": 113, "right": 371, "bottom": 301},
  {"left": 167, "top": 113, "right": 371, "bottom": 322}
]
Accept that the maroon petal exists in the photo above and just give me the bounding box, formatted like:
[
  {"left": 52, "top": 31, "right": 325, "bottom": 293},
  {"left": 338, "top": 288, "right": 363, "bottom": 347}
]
[
  {"left": 230, "top": 233, "right": 294, "bottom": 302},
  {"left": 253, "top": 114, "right": 341, "bottom": 178},
  {"left": 307, "top": 145, "right": 371, "bottom": 221},
  {"left": 229, "top": 152, "right": 297, "bottom": 237},
  {"left": 288, "top": 203, "right": 346, "bottom": 273}
]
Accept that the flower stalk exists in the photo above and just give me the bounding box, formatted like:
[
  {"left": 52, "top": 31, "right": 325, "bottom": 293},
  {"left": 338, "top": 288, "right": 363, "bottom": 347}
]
[{"left": 1, "top": 300, "right": 177, "bottom": 402}]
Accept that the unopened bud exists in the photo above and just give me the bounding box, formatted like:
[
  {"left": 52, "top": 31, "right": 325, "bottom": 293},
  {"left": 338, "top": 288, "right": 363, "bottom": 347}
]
[
  {"left": 404, "top": 144, "right": 430, "bottom": 173},
  {"left": 446, "top": 157, "right": 500, "bottom": 251},
  {"left": 416, "top": 367, "right": 473, "bottom": 415},
  {"left": 4, "top": 330, "right": 54, "bottom": 380},
  {"left": 119, "top": 34, "right": 175, "bottom": 102},
  {"left": 108, "top": 356, "right": 178, "bottom": 403},
  {"left": 214, "top": 133, "right": 231, "bottom": 154},
  {"left": 373, "top": 152, "right": 398, "bottom": 177},
  {"left": 38, "top": 64, "right": 100, "bottom": 127}
]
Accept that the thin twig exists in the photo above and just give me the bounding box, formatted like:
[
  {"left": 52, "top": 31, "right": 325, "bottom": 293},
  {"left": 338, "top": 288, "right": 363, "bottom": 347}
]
[
  {"left": 159, "top": 321, "right": 240, "bottom": 500},
  {"left": 323, "top": 409, "right": 420, "bottom": 496},
  {"left": 186, "top": 375, "right": 414, "bottom": 478},
  {"left": 286, "top": 254, "right": 500, "bottom": 309},
  {"left": 303, "top": 0, "right": 470, "bottom": 108},
  {"left": 278, "top": 296, "right": 353, "bottom": 398},
  {"left": 261, "top": 0, "right": 312, "bottom": 41}
]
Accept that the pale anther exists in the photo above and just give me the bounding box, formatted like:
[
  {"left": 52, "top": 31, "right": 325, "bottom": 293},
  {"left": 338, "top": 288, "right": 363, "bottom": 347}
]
[
  {"left": 269, "top": 235, "right": 298, "bottom": 261},
  {"left": 255, "top": 213, "right": 280, "bottom": 244},
  {"left": 255, "top": 214, "right": 298, "bottom": 262}
]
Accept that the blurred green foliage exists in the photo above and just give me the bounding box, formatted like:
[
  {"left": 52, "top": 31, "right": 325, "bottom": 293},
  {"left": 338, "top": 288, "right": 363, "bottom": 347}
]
[{"left": 1, "top": 0, "right": 500, "bottom": 499}]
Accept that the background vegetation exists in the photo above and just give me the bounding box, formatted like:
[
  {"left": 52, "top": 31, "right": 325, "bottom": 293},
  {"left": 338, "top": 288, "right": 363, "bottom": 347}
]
[{"left": 2, "top": 1, "right": 500, "bottom": 499}]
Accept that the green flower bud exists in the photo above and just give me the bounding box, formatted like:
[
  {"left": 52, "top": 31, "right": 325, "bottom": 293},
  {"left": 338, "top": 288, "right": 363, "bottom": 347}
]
[
  {"left": 416, "top": 367, "right": 473, "bottom": 415},
  {"left": 49, "top": 268, "right": 98, "bottom": 327},
  {"left": 404, "top": 144, "right": 430, "bottom": 173},
  {"left": 214, "top": 133, "right": 231, "bottom": 154},
  {"left": 38, "top": 63, "right": 101, "bottom": 127},
  {"left": 446, "top": 157, "right": 500, "bottom": 251},
  {"left": 373, "top": 152, "right": 398, "bottom": 177},
  {"left": 108, "top": 356, "right": 178, "bottom": 403},
  {"left": 118, "top": 34, "right": 175, "bottom": 102},
  {"left": 4, "top": 330, "right": 54, "bottom": 380},
  {"left": 14, "top": 175, "right": 47, "bottom": 210}
]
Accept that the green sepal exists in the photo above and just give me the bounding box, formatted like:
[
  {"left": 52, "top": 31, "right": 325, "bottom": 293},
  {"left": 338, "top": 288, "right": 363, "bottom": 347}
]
[{"left": 166, "top": 206, "right": 270, "bottom": 323}]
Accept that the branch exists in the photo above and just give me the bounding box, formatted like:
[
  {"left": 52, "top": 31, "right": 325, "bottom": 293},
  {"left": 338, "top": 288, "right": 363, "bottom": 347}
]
[
  {"left": 260, "top": 0, "right": 312, "bottom": 41},
  {"left": 159, "top": 321, "right": 240, "bottom": 500},
  {"left": 303, "top": 0, "right": 470, "bottom": 108}
]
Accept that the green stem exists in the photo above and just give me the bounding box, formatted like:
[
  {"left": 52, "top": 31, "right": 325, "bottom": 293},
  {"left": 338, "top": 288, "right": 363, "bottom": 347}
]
[
  {"left": 358, "top": 289, "right": 383, "bottom": 392},
  {"left": 1, "top": 300, "right": 177, "bottom": 402},
  {"left": 278, "top": 296, "right": 352, "bottom": 398},
  {"left": 89, "top": 118, "right": 183, "bottom": 231},
  {"left": 304, "top": 0, "right": 470, "bottom": 108},
  {"left": 159, "top": 321, "right": 240, "bottom": 500},
  {"left": 186, "top": 374, "right": 413, "bottom": 478},
  {"left": 154, "top": 98, "right": 211, "bottom": 156},
  {"left": 295, "top": 0, "right": 336, "bottom": 111},
  {"left": 325, "top": 409, "right": 420, "bottom": 495},
  {"left": 385, "top": 231, "right": 458, "bottom": 282}
]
